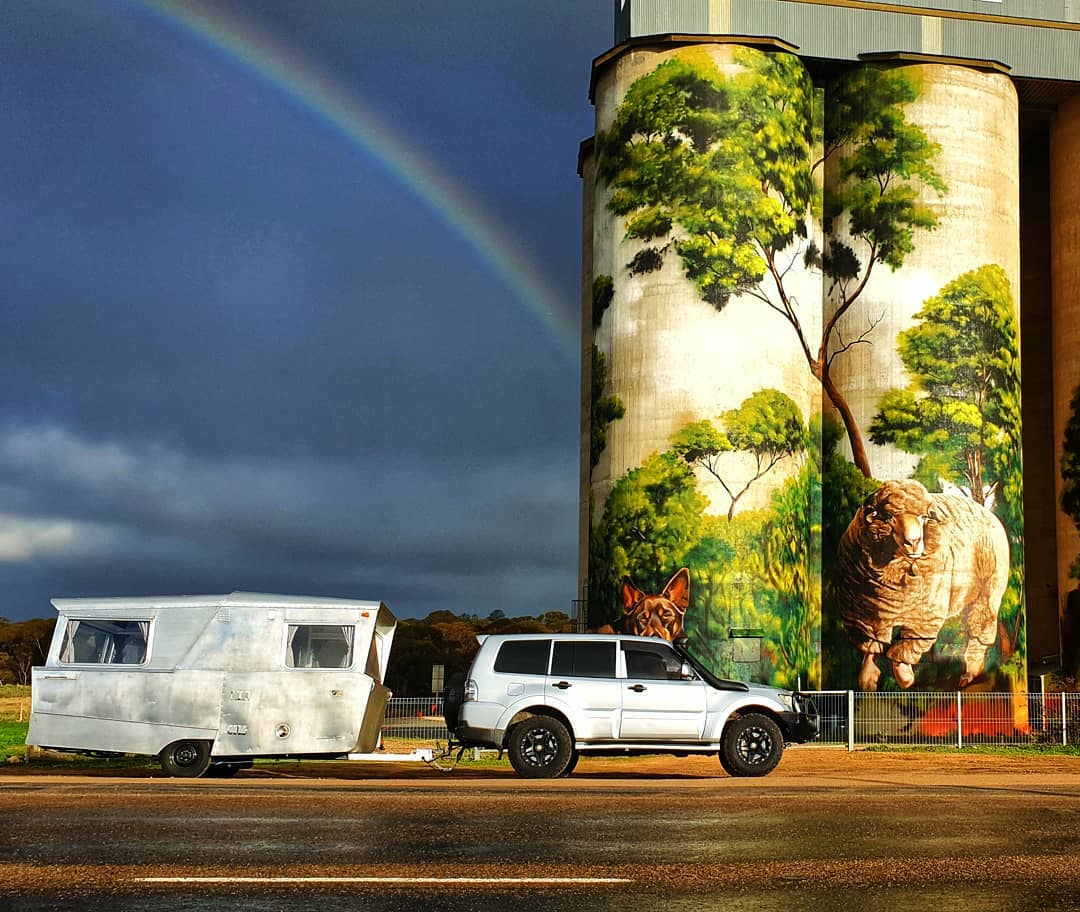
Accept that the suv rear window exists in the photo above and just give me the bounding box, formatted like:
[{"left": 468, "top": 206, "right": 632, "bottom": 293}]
[
  {"left": 493, "top": 639, "right": 550, "bottom": 675},
  {"left": 550, "top": 641, "right": 616, "bottom": 678}
]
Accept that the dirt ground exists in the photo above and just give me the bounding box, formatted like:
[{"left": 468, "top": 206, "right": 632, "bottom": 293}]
[{"left": 1, "top": 744, "right": 1076, "bottom": 786}]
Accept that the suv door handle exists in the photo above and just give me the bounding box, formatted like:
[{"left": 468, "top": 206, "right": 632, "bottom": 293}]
[
  {"left": 627, "top": 684, "right": 647, "bottom": 692},
  {"left": 552, "top": 681, "right": 572, "bottom": 690}
]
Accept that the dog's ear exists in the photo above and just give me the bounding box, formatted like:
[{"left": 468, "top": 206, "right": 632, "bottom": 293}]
[
  {"left": 661, "top": 568, "right": 691, "bottom": 613},
  {"left": 620, "top": 577, "right": 645, "bottom": 613}
]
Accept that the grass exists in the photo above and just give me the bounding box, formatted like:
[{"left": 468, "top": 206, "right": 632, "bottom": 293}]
[
  {"left": 0, "top": 721, "right": 29, "bottom": 762},
  {"left": 864, "top": 743, "right": 1080, "bottom": 757}
]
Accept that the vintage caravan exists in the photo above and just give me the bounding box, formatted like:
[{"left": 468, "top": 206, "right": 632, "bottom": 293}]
[{"left": 28, "top": 592, "right": 397, "bottom": 776}]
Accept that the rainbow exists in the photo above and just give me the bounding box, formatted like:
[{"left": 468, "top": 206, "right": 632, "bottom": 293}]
[{"left": 125, "top": 0, "right": 579, "bottom": 360}]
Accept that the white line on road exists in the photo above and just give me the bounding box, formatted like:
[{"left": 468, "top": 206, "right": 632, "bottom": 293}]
[{"left": 138, "top": 876, "right": 632, "bottom": 885}]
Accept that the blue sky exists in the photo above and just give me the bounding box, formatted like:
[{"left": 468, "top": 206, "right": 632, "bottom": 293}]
[{"left": 0, "top": 0, "right": 613, "bottom": 621}]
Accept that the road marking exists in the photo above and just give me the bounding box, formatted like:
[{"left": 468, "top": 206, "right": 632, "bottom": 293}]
[{"left": 139, "top": 876, "right": 631, "bottom": 885}]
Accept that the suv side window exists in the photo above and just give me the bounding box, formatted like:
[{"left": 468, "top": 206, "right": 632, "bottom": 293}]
[
  {"left": 493, "top": 639, "right": 551, "bottom": 675},
  {"left": 623, "top": 641, "right": 685, "bottom": 681},
  {"left": 550, "top": 641, "right": 616, "bottom": 678}
]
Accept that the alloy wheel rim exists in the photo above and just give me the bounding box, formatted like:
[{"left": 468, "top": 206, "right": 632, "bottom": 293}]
[
  {"left": 521, "top": 728, "right": 558, "bottom": 766},
  {"left": 736, "top": 726, "right": 773, "bottom": 765}
]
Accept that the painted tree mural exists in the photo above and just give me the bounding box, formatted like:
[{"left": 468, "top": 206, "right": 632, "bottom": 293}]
[
  {"left": 595, "top": 51, "right": 946, "bottom": 478},
  {"left": 870, "top": 265, "right": 1020, "bottom": 507},
  {"left": 671, "top": 389, "right": 809, "bottom": 521}
]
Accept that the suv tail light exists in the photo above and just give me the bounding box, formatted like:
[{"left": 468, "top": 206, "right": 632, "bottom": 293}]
[{"left": 463, "top": 678, "right": 478, "bottom": 702}]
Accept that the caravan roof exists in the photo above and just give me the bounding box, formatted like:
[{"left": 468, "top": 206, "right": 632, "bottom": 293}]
[{"left": 50, "top": 591, "right": 385, "bottom": 615}]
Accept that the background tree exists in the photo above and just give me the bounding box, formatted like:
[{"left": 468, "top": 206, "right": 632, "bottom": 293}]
[
  {"left": 596, "top": 52, "right": 945, "bottom": 478},
  {"left": 385, "top": 610, "right": 575, "bottom": 696},
  {"left": 0, "top": 618, "right": 55, "bottom": 685},
  {"left": 671, "top": 389, "right": 808, "bottom": 520}
]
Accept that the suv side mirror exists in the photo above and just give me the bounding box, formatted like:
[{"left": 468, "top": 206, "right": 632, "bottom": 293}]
[{"left": 679, "top": 662, "right": 694, "bottom": 681}]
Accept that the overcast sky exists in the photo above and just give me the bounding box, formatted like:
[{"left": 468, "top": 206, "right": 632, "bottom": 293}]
[{"left": 0, "top": 0, "right": 613, "bottom": 622}]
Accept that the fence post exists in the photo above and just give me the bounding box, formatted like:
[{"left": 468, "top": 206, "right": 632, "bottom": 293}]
[
  {"left": 956, "top": 691, "right": 963, "bottom": 750},
  {"left": 847, "top": 690, "right": 855, "bottom": 752},
  {"left": 1064, "top": 692, "right": 1068, "bottom": 747}
]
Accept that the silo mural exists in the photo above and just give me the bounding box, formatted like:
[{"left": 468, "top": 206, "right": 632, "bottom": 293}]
[
  {"left": 820, "top": 62, "right": 1027, "bottom": 699},
  {"left": 585, "top": 43, "right": 823, "bottom": 689},
  {"left": 583, "top": 47, "right": 1028, "bottom": 707}
]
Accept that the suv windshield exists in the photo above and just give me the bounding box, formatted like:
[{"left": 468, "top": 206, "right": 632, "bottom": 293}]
[{"left": 671, "top": 638, "right": 749, "bottom": 692}]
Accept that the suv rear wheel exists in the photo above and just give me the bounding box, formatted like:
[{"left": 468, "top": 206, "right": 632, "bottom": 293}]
[
  {"left": 719, "top": 713, "right": 784, "bottom": 777},
  {"left": 507, "top": 715, "right": 573, "bottom": 778}
]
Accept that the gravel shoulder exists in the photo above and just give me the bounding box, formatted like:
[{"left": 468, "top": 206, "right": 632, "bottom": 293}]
[{"left": 1, "top": 745, "right": 1077, "bottom": 788}]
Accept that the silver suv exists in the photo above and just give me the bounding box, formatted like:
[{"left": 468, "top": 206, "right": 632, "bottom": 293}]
[{"left": 446, "top": 633, "right": 817, "bottom": 778}]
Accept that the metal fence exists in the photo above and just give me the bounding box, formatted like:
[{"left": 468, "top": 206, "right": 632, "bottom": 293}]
[
  {"left": 380, "top": 693, "right": 1080, "bottom": 749},
  {"left": 805, "top": 691, "right": 1080, "bottom": 750},
  {"left": 381, "top": 696, "right": 449, "bottom": 741}
]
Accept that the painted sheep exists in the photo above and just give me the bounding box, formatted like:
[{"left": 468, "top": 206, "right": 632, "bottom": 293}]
[{"left": 836, "top": 479, "right": 1009, "bottom": 691}]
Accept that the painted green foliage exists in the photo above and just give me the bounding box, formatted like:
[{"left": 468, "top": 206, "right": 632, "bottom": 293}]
[
  {"left": 590, "top": 396, "right": 817, "bottom": 687},
  {"left": 595, "top": 51, "right": 946, "bottom": 479},
  {"left": 671, "top": 389, "right": 809, "bottom": 521},
  {"left": 870, "top": 265, "right": 1026, "bottom": 683},
  {"left": 590, "top": 346, "right": 624, "bottom": 472},
  {"left": 871, "top": 265, "right": 1021, "bottom": 507},
  {"left": 1062, "top": 384, "right": 1080, "bottom": 581},
  {"left": 596, "top": 49, "right": 814, "bottom": 308}
]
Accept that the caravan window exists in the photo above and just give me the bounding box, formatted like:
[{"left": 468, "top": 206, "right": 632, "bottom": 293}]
[
  {"left": 286, "top": 625, "right": 354, "bottom": 669},
  {"left": 59, "top": 619, "right": 150, "bottom": 665}
]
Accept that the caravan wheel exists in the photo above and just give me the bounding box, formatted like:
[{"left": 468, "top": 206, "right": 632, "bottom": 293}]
[{"left": 159, "top": 740, "right": 212, "bottom": 778}]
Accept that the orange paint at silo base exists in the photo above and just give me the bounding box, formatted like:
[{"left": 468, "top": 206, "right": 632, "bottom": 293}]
[{"left": 916, "top": 695, "right": 1032, "bottom": 738}]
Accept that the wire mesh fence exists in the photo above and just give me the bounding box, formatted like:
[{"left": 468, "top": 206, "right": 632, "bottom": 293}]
[
  {"left": 804, "top": 691, "right": 1080, "bottom": 750},
  {"left": 381, "top": 696, "right": 449, "bottom": 741},
  {"left": 380, "top": 693, "right": 1080, "bottom": 749}
]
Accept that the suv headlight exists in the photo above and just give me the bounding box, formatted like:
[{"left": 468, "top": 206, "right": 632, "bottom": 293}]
[
  {"left": 777, "top": 692, "right": 795, "bottom": 712},
  {"left": 463, "top": 678, "right": 478, "bottom": 702}
]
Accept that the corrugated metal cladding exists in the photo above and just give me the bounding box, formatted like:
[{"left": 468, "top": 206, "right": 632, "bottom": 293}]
[
  {"left": 860, "top": 0, "right": 1078, "bottom": 24},
  {"left": 629, "top": 0, "right": 709, "bottom": 34},
  {"left": 615, "top": 0, "right": 1080, "bottom": 83}
]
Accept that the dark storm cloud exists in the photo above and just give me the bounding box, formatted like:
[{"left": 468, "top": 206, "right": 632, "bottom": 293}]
[{"left": 0, "top": 0, "right": 611, "bottom": 620}]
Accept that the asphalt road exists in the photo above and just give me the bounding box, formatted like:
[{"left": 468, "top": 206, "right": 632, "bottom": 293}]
[{"left": 1, "top": 750, "right": 1079, "bottom": 912}]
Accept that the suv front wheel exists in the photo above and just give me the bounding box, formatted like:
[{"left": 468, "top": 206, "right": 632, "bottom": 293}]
[
  {"left": 719, "top": 713, "right": 784, "bottom": 777},
  {"left": 507, "top": 715, "right": 573, "bottom": 778}
]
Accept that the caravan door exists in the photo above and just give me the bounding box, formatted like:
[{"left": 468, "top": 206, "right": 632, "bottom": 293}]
[{"left": 215, "top": 622, "right": 374, "bottom": 756}]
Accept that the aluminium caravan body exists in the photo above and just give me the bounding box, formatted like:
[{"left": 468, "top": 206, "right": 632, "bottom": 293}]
[{"left": 27, "top": 592, "right": 397, "bottom": 776}]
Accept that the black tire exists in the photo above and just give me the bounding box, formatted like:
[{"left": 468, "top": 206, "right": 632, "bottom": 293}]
[
  {"left": 719, "top": 713, "right": 784, "bottom": 778},
  {"left": 507, "top": 716, "right": 573, "bottom": 779},
  {"left": 159, "top": 740, "right": 212, "bottom": 778},
  {"left": 443, "top": 672, "right": 466, "bottom": 736},
  {"left": 559, "top": 749, "right": 580, "bottom": 778}
]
